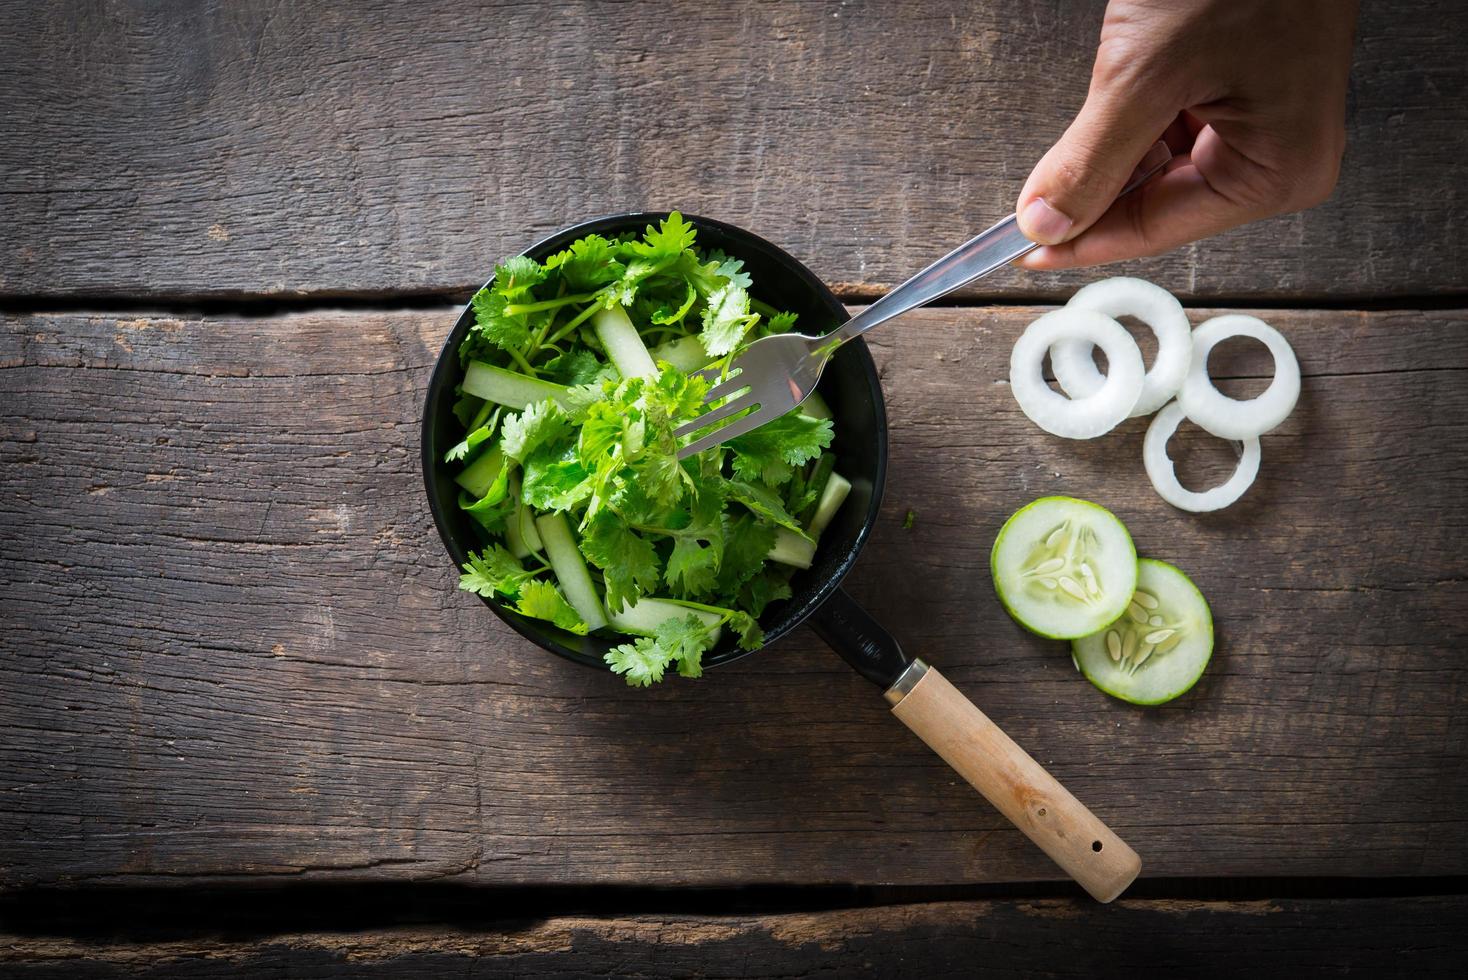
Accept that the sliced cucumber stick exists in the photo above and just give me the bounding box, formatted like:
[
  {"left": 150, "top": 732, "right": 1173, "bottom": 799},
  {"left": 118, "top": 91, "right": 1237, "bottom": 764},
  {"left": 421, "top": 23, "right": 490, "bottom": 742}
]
[
  {"left": 463, "top": 361, "right": 570, "bottom": 410},
  {"left": 534, "top": 512, "right": 608, "bottom": 631},
  {"left": 1072, "top": 559, "right": 1213, "bottom": 705},
  {"left": 609, "top": 596, "right": 723, "bottom": 648},
  {"left": 503, "top": 474, "right": 542, "bottom": 559},
  {"left": 807, "top": 472, "right": 851, "bottom": 539},
  {"left": 991, "top": 496, "right": 1137, "bottom": 639},
  {"left": 649, "top": 335, "right": 709, "bottom": 372},
  {"left": 767, "top": 526, "right": 816, "bottom": 569},
  {"left": 593, "top": 305, "right": 658, "bottom": 379},
  {"left": 799, "top": 390, "right": 832, "bottom": 420},
  {"left": 454, "top": 447, "right": 506, "bottom": 499}
]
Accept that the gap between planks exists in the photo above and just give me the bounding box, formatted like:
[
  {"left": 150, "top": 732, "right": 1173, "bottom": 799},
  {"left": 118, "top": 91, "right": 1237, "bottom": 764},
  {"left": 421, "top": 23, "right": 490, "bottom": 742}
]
[{"left": 3, "top": 291, "right": 1468, "bottom": 319}]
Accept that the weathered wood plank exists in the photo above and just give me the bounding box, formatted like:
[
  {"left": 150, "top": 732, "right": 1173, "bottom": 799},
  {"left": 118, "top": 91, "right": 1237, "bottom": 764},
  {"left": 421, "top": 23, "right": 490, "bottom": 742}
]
[
  {"left": 2, "top": 897, "right": 1465, "bottom": 977},
  {"left": 0, "top": 0, "right": 1463, "bottom": 301},
  {"left": 1, "top": 306, "right": 1465, "bottom": 888}
]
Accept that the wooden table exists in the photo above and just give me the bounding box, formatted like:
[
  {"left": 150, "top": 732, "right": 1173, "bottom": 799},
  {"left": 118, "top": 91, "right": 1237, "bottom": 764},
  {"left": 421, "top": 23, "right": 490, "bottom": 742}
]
[{"left": 3, "top": 1, "right": 1465, "bottom": 975}]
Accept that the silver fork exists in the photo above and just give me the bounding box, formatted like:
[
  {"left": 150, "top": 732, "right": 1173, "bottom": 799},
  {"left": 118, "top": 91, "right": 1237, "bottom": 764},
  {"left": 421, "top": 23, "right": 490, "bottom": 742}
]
[{"left": 674, "top": 142, "right": 1173, "bottom": 458}]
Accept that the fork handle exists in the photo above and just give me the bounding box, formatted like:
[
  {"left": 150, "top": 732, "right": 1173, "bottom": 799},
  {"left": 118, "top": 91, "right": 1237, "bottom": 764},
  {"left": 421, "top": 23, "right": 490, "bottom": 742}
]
[{"left": 829, "top": 141, "right": 1172, "bottom": 346}]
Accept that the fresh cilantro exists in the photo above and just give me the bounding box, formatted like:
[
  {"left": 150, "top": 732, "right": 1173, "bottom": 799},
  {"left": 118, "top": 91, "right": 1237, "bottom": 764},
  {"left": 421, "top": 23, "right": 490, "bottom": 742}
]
[
  {"left": 724, "top": 479, "right": 806, "bottom": 533},
  {"left": 716, "top": 515, "right": 779, "bottom": 593},
  {"left": 521, "top": 444, "right": 594, "bottom": 511},
  {"left": 604, "top": 613, "right": 716, "bottom": 686},
  {"left": 499, "top": 399, "right": 568, "bottom": 464},
  {"left": 604, "top": 635, "right": 671, "bottom": 687},
  {"left": 700, "top": 283, "right": 758, "bottom": 357},
  {"left": 445, "top": 420, "right": 495, "bottom": 464},
  {"left": 765, "top": 310, "right": 798, "bottom": 333},
  {"left": 631, "top": 212, "right": 697, "bottom": 261},
  {"left": 706, "top": 250, "right": 753, "bottom": 290},
  {"left": 541, "top": 348, "right": 604, "bottom": 386},
  {"left": 513, "top": 580, "right": 590, "bottom": 635},
  {"left": 580, "top": 511, "right": 661, "bottom": 613},
  {"left": 470, "top": 287, "right": 533, "bottom": 353},
  {"left": 459, "top": 545, "right": 537, "bottom": 598},
  {"left": 544, "top": 234, "right": 624, "bottom": 291},
  {"left": 741, "top": 568, "right": 794, "bottom": 618},
  {"left": 727, "top": 413, "right": 834, "bottom": 484}
]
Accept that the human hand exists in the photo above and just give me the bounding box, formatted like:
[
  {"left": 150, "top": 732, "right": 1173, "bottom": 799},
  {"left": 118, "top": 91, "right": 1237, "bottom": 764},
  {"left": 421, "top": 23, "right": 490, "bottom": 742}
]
[{"left": 1015, "top": 0, "right": 1358, "bottom": 270}]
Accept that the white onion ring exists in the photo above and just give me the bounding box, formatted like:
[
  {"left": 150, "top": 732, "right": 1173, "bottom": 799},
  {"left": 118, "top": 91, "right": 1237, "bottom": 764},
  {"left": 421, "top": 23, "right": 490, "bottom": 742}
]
[
  {"left": 1144, "top": 401, "right": 1261, "bottom": 512},
  {"left": 1051, "top": 277, "right": 1192, "bottom": 417},
  {"left": 1010, "top": 308, "right": 1144, "bottom": 439},
  {"left": 1178, "top": 314, "right": 1300, "bottom": 440}
]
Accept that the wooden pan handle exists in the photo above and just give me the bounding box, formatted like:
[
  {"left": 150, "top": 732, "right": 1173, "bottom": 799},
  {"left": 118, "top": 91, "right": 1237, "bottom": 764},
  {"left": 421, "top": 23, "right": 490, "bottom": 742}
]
[{"left": 887, "top": 661, "right": 1140, "bottom": 902}]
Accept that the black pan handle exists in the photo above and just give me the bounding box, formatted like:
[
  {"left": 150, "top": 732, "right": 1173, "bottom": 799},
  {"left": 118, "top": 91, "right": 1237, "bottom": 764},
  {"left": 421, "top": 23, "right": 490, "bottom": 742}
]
[{"left": 807, "top": 586, "right": 911, "bottom": 689}]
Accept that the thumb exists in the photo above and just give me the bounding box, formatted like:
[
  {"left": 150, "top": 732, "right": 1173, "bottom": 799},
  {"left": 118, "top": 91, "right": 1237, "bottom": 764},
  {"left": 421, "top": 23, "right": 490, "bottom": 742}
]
[{"left": 1017, "top": 60, "right": 1178, "bottom": 245}]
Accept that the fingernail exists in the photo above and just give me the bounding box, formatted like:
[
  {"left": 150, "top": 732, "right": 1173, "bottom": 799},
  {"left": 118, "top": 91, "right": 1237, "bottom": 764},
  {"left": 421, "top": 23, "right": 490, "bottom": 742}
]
[{"left": 1020, "top": 197, "right": 1073, "bottom": 245}]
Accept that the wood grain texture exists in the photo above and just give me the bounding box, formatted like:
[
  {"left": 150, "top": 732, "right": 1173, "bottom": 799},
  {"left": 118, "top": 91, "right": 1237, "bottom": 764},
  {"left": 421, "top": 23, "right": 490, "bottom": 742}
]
[
  {"left": 0, "top": 0, "right": 1463, "bottom": 301},
  {"left": 1, "top": 305, "right": 1465, "bottom": 889},
  {"left": 2, "top": 897, "right": 1465, "bottom": 978}
]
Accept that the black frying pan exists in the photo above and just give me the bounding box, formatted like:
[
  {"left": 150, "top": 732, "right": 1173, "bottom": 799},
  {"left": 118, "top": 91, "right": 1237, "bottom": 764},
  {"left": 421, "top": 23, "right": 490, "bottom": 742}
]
[{"left": 421, "top": 213, "right": 1140, "bottom": 901}]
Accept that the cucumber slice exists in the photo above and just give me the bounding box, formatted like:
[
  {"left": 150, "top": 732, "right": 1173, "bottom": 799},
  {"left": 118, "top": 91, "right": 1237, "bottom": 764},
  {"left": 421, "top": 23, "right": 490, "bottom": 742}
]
[
  {"left": 1072, "top": 559, "right": 1213, "bottom": 705},
  {"left": 807, "top": 472, "right": 851, "bottom": 539},
  {"left": 990, "top": 496, "right": 1137, "bottom": 639},
  {"left": 593, "top": 305, "right": 658, "bottom": 379},
  {"left": 503, "top": 473, "right": 542, "bottom": 559},
  {"left": 649, "top": 335, "right": 710, "bottom": 373},
  {"left": 534, "top": 512, "right": 608, "bottom": 631},
  {"left": 767, "top": 526, "right": 816, "bottom": 569},
  {"left": 463, "top": 361, "right": 570, "bottom": 410},
  {"left": 799, "top": 390, "right": 832, "bottom": 420},
  {"left": 454, "top": 447, "right": 506, "bottom": 499},
  {"left": 609, "top": 596, "right": 722, "bottom": 637}
]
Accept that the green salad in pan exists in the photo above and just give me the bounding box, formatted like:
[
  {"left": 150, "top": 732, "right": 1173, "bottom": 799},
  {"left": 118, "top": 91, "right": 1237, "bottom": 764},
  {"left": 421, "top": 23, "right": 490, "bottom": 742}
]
[{"left": 448, "top": 214, "right": 852, "bottom": 686}]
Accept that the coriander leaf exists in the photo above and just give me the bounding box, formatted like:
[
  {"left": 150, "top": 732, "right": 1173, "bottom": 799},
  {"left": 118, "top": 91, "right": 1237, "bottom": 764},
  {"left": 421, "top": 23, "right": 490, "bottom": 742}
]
[
  {"left": 666, "top": 536, "right": 720, "bottom": 597},
  {"left": 727, "top": 610, "right": 764, "bottom": 650},
  {"left": 632, "top": 211, "right": 697, "bottom": 261},
  {"left": 460, "top": 483, "right": 514, "bottom": 534},
  {"left": 724, "top": 479, "right": 806, "bottom": 533},
  {"left": 644, "top": 363, "right": 710, "bottom": 423},
  {"left": 605, "top": 635, "right": 673, "bottom": 687},
  {"left": 649, "top": 282, "right": 698, "bottom": 325},
  {"left": 499, "top": 399, "right": 569, "bottom": 464},
  {"left": 557, "top": 381, "right": 611, "bottom": 422},
  {"left": 706, "top": 249, "right": 753, "bottom": 290},
  {"left": 699, "top": 283, "right": 757, "bottom": 357},
  {"left": 765, "top": 310, "right": 799, "bottom": 333},
  {"left": 609, "top": 257, "right": 663, "bottom": 306},
  {"left": 522, "top": 444, "right": 594, "bottom": 511},
  {"left": 444, "top": 421, "right": 494, "bottom": 463},
  {"left": 654, "top": 614, "right": 715, "bottom": 678},
  {"left": 741, "top": 568, "right": 794, "bottom": 618},
  {"left": 578, "top": 398, "right": 639, "bottom": 466},
  {"left": 541, "top": 348, "right": 604, "bottom": 386},
  {"left": 493, "top": 255, "right": 547, "bottom": 297},
  {"left": 580, "top": 511, "right": 660, "bottom": 613},
  {"left": 471, "top": 287, "right": 533, "bottom": 353},
  {"left": 545, "top": 234, "right": 624, "bottom": 291},
  {"left": 727, "top": 413, "right": 834, "bottom": 485},
  {"left": 513, "top": 579, "right": 591, "bottom": 635},
  {"left": 459, "top": 545, "right": 535, "bottom": 598},
  {"left": 716, "top": 515, "right": 779, "bottom": 593}
]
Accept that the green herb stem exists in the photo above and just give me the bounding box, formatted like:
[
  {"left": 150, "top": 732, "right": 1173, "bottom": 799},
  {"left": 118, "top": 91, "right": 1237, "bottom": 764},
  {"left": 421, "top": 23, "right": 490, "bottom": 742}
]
[{"left": 504, "top": 292, "right": 598, "bottom": 317}]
